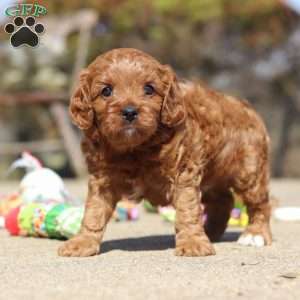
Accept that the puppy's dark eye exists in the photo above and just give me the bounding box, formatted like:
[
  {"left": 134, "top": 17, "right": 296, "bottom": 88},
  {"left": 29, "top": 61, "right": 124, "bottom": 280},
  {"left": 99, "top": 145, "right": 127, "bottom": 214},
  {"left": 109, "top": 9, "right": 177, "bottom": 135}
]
[
  {"left": 144, "top": 84, "right": 155, "bottom": 96},
  {"left": 101, "top": 86, "right": 113, "bottom": 97}
]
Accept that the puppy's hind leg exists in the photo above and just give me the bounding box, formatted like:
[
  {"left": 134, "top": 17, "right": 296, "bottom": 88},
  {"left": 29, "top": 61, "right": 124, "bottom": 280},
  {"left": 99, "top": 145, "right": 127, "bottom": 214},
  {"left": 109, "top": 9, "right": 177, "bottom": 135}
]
[
  {"left": 235, "top": 165, "right": 272, "bottom": 247},
  {"left": 203, "top": 189, "right": 234, "bottom": 242}
]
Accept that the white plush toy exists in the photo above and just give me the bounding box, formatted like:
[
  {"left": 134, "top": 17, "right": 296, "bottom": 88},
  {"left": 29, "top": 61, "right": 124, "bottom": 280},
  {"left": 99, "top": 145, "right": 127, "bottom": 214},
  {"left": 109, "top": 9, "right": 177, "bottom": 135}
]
[{"left": 10, "top": 152, "right": 73, "bottom": 204}]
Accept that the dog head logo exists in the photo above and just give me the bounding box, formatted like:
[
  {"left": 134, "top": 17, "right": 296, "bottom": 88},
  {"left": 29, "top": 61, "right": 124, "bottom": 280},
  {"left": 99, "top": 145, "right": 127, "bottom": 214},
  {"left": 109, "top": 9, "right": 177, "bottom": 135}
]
[{"left": 4, "top": 3, "right": 47, "bottom": 48}]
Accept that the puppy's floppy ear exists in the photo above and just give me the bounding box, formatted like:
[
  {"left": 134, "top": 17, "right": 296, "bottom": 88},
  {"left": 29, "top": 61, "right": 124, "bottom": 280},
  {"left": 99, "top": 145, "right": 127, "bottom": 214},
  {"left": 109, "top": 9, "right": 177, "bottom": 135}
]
[
  {"left": 69, "top": 69, "right": 94, "bottom": 130},
  {"left": 160, "top": 65, "right": 186, "bottom": 127}
]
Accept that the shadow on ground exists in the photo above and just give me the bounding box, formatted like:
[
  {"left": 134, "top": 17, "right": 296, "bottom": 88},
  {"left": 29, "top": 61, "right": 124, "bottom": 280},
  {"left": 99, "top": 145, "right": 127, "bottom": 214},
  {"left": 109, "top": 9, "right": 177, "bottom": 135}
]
[
  {"left": 101, "top": 235, "right": 175, "bottom": 253},
  {"left": 101, "top": 230, "right": 242, "bottom": 253},
  {"left": 220, "top": 231, "right": 241, "bottom": 242}
]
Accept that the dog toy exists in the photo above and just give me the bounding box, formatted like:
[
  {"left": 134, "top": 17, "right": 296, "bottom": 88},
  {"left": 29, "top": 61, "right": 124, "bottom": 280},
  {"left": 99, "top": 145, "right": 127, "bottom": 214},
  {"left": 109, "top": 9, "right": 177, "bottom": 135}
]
[
  {"left": 9, "top": 151, "right": 75, "bottom": 204},
  {"left": 5, "top": 200, "right": 139, "bottom": 239},
  {"left": 143, "top": 200, "right": 158, "bottom": 213},
  {"left": 158, "top": 206, "right": 176, "bottom": 222},
  {"left": 18, "top": 202, "right": 41, "bottom": 236},
  {"left": 3, "top": 153, "right": 139, "bottom": 238},
  {"left": 32, "top": 203, "right": 57, "bottom": 237},
  {"left": 45, "top": 203, "right": 70, "bottom": 238},
  {"left": 113, "top": 199, "right": 139, "bottom": 221},
  {"left": 228, "top": 201, "right": 249, "bottom": 227},
  {"left": 0, "top": 193, "right": 22, "bottom": 227},
  {"left": 0, "top": 152, "right": 79, "bottom": 228},
  {"left": 56, "top": 207, "right": 84, "bottom": 238},
  {"left": 5, "top": 203, "right": 81, "bottom": 239},
  {"left": 144, "top": 200, "right": 176, "bottom": 222},
  {"left": 0, "top": 193, "right": 22, "bottom": 215},
  {"left": 4, "top": 206, "right": 21, "bottom": 236},
  {"left": 144, "top": 199, "right": 248, "bottom": 227}
]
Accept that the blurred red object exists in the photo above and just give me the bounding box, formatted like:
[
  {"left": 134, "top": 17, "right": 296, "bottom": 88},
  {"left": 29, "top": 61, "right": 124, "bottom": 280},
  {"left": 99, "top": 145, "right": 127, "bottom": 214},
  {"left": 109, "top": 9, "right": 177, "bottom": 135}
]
[{"left": 5, "top": 206, "right": 21, "bottom": 236}]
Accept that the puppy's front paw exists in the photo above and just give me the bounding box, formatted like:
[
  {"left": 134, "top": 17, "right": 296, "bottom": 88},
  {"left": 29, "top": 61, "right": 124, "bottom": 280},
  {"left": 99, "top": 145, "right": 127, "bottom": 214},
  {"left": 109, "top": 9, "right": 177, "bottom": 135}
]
[
  {"left": 175, "top": 236, "right": 216, "bottom": 257},
  {"left": 58, "top": 235, "right": 100, "bottom": 257}
]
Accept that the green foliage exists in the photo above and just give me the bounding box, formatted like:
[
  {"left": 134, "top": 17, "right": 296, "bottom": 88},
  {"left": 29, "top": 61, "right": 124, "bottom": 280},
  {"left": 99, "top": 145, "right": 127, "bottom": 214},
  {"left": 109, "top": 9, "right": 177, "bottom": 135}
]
[
  {"left": 111, "top": 0, "right": 145, "bottom": 31},
  {"left": 183, "top": 0, "right": 224, "bottom": 22},
  {"left": 1, "top": 0, "right": 298, "bottom": 177},
  {"left": 152, "top": 0, "right": 178, "bottom": 13}
]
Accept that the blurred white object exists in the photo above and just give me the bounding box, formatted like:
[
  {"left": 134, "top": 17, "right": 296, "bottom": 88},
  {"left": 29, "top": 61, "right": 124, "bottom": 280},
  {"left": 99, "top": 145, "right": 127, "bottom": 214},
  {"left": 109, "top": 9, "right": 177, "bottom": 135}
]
[
  {"left": 0, "top": 0, "right": 17, "bottom": 24},
  {"left": 283, "top": 0, "right": 300, "bottom": 14},
  {"left": 274, "top": 207, "right": 300, "bottom": 221},
  {"left": 10, "top": 152, "right": 73, "bottom": 204}
]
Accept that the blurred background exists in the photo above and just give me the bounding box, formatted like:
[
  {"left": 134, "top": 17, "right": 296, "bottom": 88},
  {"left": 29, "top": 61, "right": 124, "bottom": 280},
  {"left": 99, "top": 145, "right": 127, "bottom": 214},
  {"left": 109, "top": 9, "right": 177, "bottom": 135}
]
[{"left": 0, "top": 0, "right": 299, "bottom": 179}]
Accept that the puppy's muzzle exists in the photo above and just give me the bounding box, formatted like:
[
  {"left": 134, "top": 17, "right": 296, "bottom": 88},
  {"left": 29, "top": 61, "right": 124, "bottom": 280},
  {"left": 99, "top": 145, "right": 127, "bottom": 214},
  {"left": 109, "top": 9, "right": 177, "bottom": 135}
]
[{"left": 122, "top": 106, "right": 138, "bottom": 123}]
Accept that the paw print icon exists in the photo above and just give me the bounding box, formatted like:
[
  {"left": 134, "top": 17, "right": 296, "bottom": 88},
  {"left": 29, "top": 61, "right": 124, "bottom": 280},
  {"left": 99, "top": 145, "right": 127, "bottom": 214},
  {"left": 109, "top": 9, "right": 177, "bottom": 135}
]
[{"left": 4, "top": 16, "right": 45, "bottom": 48}]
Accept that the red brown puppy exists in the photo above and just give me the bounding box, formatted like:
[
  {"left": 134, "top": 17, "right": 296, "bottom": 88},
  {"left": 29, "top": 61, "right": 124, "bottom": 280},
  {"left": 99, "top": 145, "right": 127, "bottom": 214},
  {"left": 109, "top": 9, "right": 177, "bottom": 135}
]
[{"left": 58, "top": 48, "right": 272, "bottom": 257}]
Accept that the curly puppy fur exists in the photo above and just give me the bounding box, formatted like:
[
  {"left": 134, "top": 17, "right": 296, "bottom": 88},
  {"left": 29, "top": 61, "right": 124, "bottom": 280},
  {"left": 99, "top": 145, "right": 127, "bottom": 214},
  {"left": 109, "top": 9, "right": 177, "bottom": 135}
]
[{"left": 58, "top": 48, "right": 272, "bottom": 257}]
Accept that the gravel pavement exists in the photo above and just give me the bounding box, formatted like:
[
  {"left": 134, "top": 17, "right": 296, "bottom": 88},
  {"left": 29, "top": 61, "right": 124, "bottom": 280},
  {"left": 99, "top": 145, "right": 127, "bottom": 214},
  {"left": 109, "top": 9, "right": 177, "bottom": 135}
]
[{"left": 0, "top": 179, "right": 299, "bottom": 300}]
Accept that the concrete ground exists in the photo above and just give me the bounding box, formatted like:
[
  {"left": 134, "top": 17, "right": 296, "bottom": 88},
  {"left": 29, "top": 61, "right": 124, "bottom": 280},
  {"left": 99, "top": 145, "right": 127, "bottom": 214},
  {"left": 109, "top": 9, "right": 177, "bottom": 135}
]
[{"left": 0, "top": 179, "right": 299, "bottom": 300}]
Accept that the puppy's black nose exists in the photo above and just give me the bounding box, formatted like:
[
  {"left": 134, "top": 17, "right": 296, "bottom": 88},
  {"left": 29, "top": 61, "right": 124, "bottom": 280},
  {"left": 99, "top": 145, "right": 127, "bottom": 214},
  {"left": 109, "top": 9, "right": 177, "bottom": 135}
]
[{"left": 122, "top": 106, "right": 138, "bottom": 122}]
